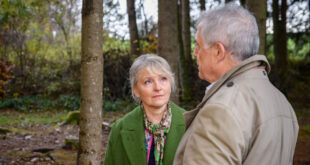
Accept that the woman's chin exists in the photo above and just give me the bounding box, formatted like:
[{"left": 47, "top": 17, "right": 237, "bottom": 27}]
[{"left": 150, "top": 100, "right": 169, "bottom": 108}]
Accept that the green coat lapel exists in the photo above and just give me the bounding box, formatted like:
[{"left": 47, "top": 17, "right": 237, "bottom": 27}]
[
  {"left": 120, "top": 107, "right": 147, "bottom": 165},
  {"left": 164, "top": 102, "right": 186, "bottom": 165},
  {"left": 119, "top": 103, "right": 185, "bottom": 165}
]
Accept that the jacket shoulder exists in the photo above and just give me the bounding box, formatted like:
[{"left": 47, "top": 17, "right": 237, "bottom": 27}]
[
  {"left": 170, "top": 101, "right": 186, "bottom": 113},
  {"left": 111, "top": 106, "right": 141, "bottom": 129}
]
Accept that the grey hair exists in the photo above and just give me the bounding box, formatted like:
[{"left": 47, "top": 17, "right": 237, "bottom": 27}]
[
  {"left": 129, "top": 54, "right": 176, "bottom": 103},
  {"left": 197, "top": 3, "right": 259, "bottom": 61}
]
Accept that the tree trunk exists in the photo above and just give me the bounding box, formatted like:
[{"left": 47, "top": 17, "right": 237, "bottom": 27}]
[
  {"left": 78, "top": 0, "right": 103, "bottom": 164},
  {"left": 139, "top": 1, "right": 149, "bottom": 36},
  {"left": 240, "top": 0, "right": 246, "bottom": 6},
  {"left": 127, "top": 0, "right": 141, "bottom": 56},
  {"left": 180, "top": 0, "right": 192, "bottom": 101},
  {"left": 199, "top": 0, "right": 205, "bottom": 11},
  {"left": 272, "top": 0, "right": 288, "bottom": 92},
  {"left": 158, "top": 0, "right": 179, "bottom": 103},
  {"left": 245, "top": 0, "right": 267, "bottom": 55}
]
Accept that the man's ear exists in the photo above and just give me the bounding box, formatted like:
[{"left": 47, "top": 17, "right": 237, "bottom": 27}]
[{"left": 214, "top": 42, "right": 226, "bottom": 62}]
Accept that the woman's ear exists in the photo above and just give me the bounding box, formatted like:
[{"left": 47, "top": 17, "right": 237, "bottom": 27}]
[{"left": 133, "top": 87, "right": 140, "bottom": 98}]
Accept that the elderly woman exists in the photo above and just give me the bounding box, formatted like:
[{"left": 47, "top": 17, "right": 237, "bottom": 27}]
[{"left": 104, "top": 54, "right": 185, "bottom": 165}]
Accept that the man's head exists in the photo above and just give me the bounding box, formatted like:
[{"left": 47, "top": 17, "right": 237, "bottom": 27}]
[{"left": 194, "top": 3, "right": 259, "bottom": 83}]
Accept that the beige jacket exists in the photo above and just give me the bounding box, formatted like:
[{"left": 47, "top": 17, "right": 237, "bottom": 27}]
[{"left": 174, "top": 55, "right": 299, "bottom": 165}]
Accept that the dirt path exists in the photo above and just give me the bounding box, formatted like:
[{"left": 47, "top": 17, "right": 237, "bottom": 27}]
[
  {"left": 0, "top": 123, "right": 110, "bottom": 164},
  {"left": 0, "top": 111, "right": 309, "bottom": 164}
]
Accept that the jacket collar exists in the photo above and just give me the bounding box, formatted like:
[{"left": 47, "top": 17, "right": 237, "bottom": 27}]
[
  {"left": 120, "top": 102, "right": 185, "bottom": 165},
  {"left": 184, "top": 55, "right": 270, "bottom": 129},
  {"left": 120, "top": 106, "right": 147, "bottom": 165},
  {"left": 164, "top": 102, "right": 185, "bottom": 164}
]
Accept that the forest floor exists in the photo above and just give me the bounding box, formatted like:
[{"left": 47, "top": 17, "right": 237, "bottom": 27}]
[{"left": 0, "top": 108, "right": 309, "bottom": 164}]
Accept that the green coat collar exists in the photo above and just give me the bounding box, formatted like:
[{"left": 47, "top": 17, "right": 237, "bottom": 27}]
[{"left": 120, "top": 102, "right": 185, "bottom": 165}]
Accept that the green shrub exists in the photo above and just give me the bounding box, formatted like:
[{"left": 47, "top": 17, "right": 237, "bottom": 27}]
[
  {"left": 0, "top": 95, "right": 136, "bottom": 112},
  {"left": 56, "top": 95, "right": 80, "bottom": 111},
  {"left": 302, "top": 125, "right": 310, "bottom": 135}
]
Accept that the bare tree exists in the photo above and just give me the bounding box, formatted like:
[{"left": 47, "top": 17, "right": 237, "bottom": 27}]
[
  {"left": 180, "top": 0, "right": 192, "bottom": 101},
  {"left": 127, "top": 0, "right": 141, "bottom": 56},
  {"left": 199, "top": 0, "right": 206, "bottom": 11},
  {"left": 50, "top": 0, "right": 79, "bottom": 69},
  {"left": 158, "top": 0, "right": 179, "bottom": 103},
  {"left": 78, "top": 0, "right": 103, "bottom": 164},
  {"left": 240, "top": 0, "right": 246, "bottom": 6},
  {"left": 272, "top": 0, "right": 288, "bottom": 92},
  {"left": 245, "top": 0, "right": 267, "bottom": 55}
]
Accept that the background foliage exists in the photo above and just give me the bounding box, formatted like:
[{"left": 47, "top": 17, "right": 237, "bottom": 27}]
[{"left": 0, "top": 0, "right": 309, "bottom": 113}]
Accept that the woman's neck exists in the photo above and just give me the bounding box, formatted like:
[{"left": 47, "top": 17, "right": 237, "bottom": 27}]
[{"left": 143, "top": 104, "right": 167, "bottom": 124}]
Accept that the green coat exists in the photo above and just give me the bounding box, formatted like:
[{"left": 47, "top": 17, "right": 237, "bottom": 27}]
[{"left": 104, "top": 102, "right": 186, "bottom": 165}]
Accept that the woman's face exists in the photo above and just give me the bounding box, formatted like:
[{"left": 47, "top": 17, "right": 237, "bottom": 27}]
[{"left": 133, "top": 67, "right": 171, "bottom": 110}]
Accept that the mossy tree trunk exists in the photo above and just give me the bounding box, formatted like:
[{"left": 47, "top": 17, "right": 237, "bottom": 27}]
[{"left": 78, "top": 0, "right": 103, "bottom": 164}]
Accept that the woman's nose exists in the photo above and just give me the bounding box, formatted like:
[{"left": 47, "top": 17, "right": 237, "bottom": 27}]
[{"left": 154, "top": 81, "right": 162, "bottom": 91}]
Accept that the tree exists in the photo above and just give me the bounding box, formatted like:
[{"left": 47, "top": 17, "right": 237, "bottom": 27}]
[
  {"left": 103, "top": 0, "right": 125, "bottom": 38},
  {"left": 272, "top": 0, "right": 288, "bottom": 92},
  {"left": 180, "top": 0, "right": 192, "bottom": 101},
  {"left": 158, "top": 0, "right": 179, "bottom": 103},
  {"left": 199, "top": 0, "right": 206, "bottom": 11},
  {"left": 127, "top": 0, "right": 141, "bottom": 57},
  {"left": 137, "top": 0, "right": 150, "bottom": 36},
  {"left": 240, "top": 0, "right": 246, "bottom": 6},
  {"left": 50, "top": 0, "right": 80, "bottom": 69},
  {"left": 78, "top": 0, "right": 103, "bottom": 164},
  {"left": 244, "top": 0, "right": 267, "bottom": 55}
]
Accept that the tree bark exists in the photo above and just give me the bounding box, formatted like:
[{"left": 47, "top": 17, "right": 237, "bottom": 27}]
[
  {"left": 180, "top": 0, "right": 192, "bottom": 101},
  {"left": 139, "top": 1, "right": 149, "bottom": 36},
  {"left": 158, "top": 0, "right": 179, "bottom": 103},
  {"left": 245, "top": 0, "right": 267, "bottom": 55},
  {"left": 199, "top": 0, "right": 205, "bottom": 11},
  {"left": 78, "top": 0, "right": 103, "bottom": 164},
  {"left": 127, "top": 0, "right": 141, "bottom": 56},
  {"left": 240, "top": 0, "right": 246, "bottom": 6},
  {"left": 272, "top": 0, "right": 288, "bottom": 92}
]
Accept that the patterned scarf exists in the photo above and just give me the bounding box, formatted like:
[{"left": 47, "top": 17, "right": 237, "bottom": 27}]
[{"left": 143, "top": 104, "right": 172, "bottom": 165}]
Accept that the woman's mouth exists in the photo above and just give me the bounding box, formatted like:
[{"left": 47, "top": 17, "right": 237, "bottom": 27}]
[{"left": 153, "top": 95, "right": 163, "bottom": 98}]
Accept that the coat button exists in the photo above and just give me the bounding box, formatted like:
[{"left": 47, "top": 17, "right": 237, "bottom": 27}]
[
  {"left": 227, "top": 82, "right": 234, "bottom": 87},
  {"left": 263, "top": 71, "right": 267, "bottom": 76}
]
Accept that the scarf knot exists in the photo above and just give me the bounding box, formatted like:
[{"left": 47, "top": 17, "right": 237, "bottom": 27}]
[{"left": 143, "top": 104, "right": 172, "bottom": 165}]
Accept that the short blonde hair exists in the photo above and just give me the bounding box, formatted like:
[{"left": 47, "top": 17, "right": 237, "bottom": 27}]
[{"left": 129, "top": 54, "right": 176, "bottom": 102}]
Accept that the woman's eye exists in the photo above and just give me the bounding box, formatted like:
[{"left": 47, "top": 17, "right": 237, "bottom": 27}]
[
  {"left": 144, "top": 80, "right": 151, "bottom": 84},
  {"left": 161, "top": 77, "right": 168, "bottom": 81}
]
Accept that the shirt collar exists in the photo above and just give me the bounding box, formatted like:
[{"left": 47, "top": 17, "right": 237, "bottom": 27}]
[{"left": 205, "top": 81, "right": 217, "bottom": 95}]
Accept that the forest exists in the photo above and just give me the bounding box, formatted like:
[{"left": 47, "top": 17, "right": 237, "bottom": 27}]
[{"left": 0, "top": 0, "right": 309, "bottom": 164}]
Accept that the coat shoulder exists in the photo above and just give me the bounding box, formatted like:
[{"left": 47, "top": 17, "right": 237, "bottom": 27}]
[
  {"left": 111, "top": 106, "right": 142, "bottom": 131},
  {"left": 170, "top": 102, "right": 186, "bottom": 113}
]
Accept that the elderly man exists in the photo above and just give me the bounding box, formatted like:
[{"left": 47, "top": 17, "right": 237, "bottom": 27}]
[{"left": 173, "top": 3, "right": 299, "bottom": 165}]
